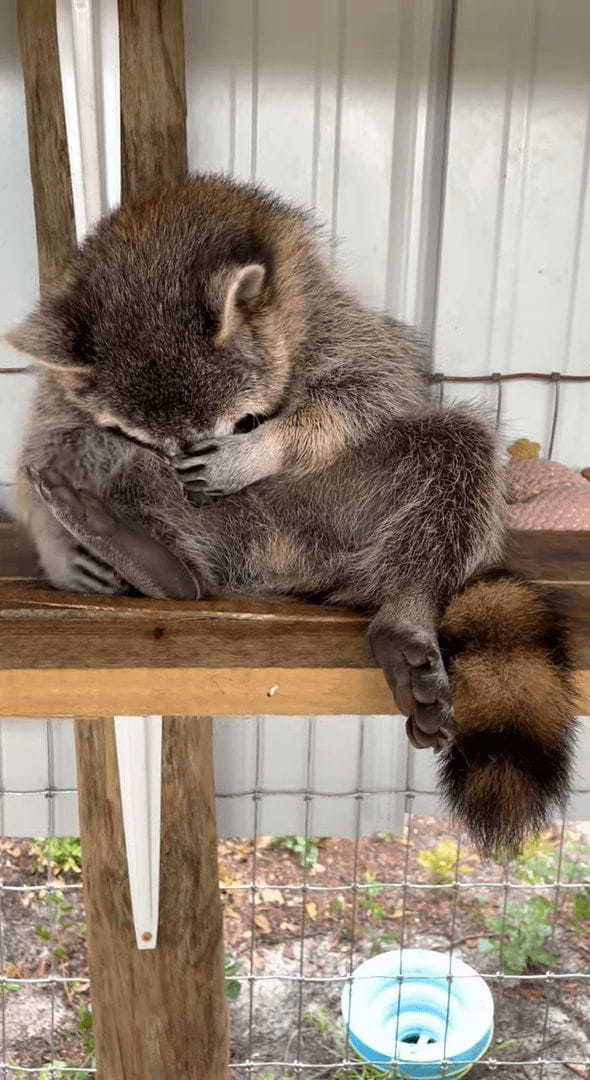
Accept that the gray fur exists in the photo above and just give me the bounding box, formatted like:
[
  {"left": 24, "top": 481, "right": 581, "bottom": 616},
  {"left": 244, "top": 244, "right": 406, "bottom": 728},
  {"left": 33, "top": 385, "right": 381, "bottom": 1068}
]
[{"left": 10, "top": 175, "right": 506, "bottom": 744}]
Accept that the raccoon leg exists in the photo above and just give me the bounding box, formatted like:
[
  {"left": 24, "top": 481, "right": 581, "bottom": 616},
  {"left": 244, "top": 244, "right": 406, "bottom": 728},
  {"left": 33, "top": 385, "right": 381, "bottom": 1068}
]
[
  {"left": 23, "top": 494, "right": 126, "bottom": 595},
  {"left": 27, "top": 465, "right": 197, "bottom": 601},
  {"left": 368, "top": 594, "right": 454, "bottom": 749}
]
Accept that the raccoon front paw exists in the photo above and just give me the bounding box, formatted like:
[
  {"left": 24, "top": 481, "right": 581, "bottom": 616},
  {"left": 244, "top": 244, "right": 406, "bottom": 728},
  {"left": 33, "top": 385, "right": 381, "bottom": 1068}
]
[
  {"left": 174, "top": 427, "right": 277, "bottom": 496},
  {"left": 369, "top": 623, "right": 454, "bottom": 750}
]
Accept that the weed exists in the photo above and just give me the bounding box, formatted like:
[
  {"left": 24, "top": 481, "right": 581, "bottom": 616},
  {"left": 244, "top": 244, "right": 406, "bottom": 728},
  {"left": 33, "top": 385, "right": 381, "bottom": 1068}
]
[
  {"left": 76, "top": 1004, "right": 94, "bottom": 1058},
  {"left": 574, "top": 885, "right": 590, "bottom": 923},
  {"left": 35, "top": 890, "right": 85, "bottom": 965},
  {"left": 271, "top": 835, "right": 319, "bottom": 871},
  {"left": 417, "top": 841, "right": 474, "bottom": 885},
  {"left": 303, "top": 1004, "right": 337, "bottom": 1037},
  {"left": 511, "top": 832, "right": 590, "bottom": 887},
  {"left": 34, "top": 837, "right": 83, "bottom": 877},
  {"left": 481, "top": 896, "right": 556, "bottom": 973},
  {"left": 359, "top": 873, "right": 385, "bottom": 922},
  {"left": 224, "top": 953, "right": 242, "bottom": 1001}
]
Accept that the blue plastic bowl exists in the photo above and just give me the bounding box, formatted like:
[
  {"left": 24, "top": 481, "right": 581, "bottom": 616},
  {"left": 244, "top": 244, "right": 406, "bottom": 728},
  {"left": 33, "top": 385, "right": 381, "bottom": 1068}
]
[{"left": 341, "top": 948, "right": 494, "bottom": 1079}]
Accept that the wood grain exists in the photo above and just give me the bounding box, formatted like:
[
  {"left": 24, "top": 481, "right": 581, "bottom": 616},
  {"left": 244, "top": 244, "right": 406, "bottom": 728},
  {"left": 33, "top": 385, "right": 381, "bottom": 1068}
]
[
  {"left": 2, "top": 666, "right": 589, "bottom": 718},
  {"left": 0, "top": 524, "right": 589, "bottom": 714},
  {"left": 75, "top": 716, "right": 229, "bottom": 1080},
  {"left": 119, "top": 0, "right": 187, "bottom": 199},
  {"left": 16, "top": 0, "right": 77, "bottom": 289}
]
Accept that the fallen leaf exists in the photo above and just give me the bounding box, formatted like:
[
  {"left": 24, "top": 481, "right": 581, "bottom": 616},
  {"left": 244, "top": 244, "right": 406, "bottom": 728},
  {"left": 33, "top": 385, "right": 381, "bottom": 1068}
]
[
  {"left": 565, "top": 1065, "right": 588, "bottom": 1078},
  {"left": 4, "top": 963, "right": 21, "bottom": 979},
  {"left": 260, "top": 889, "right": 283, "bottom": 904},
  {"left": 252, "top": 953, "right": 265, "bottom": 972},
  {"left": 255, "top": 913, "right": 271, "bottom": 934},
  {"left": 306, "top": 902, "right": 318, "bottom": 921}
]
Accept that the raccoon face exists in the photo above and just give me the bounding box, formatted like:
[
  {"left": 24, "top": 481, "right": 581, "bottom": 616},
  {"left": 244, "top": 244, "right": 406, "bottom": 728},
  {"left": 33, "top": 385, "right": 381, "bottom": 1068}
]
[{"left": 7, "top": 182, "right": 299, "bottom": 454}]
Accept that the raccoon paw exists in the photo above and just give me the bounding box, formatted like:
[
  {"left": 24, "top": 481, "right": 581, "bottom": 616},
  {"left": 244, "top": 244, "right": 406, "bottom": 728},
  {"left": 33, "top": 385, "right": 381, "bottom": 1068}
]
[
  {"left": 369, "top": 623, "right": 454, "bottom": 749},
  {"left": 174, "top": 427, "right": 276, "bottom": 496},
  {"left": 27, "top": 465, "right": 198, "bottom": 601}
]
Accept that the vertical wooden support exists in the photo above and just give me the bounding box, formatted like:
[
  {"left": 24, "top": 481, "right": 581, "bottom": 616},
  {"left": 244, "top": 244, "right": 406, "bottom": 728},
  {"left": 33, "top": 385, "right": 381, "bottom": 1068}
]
[
  {"left": 16, "top": 0, "right": 77, "bottom": 289},
  {"left": 19, "top": 2, "right": 228, "bottom": 1074},
  {"left": 75, "top": 717, "right": 229, "bottom": 1080},
  {"left": 118, "top": 0, "right": 188, "bottom": 199}
]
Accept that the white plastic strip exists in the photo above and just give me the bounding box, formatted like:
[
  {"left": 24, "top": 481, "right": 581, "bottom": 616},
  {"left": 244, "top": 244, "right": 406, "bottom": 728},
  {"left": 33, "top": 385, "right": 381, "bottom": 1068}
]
[
  {"left": 55, "top": 0, "right": 121, "bottom": 242},
  {"left": 114, "top": 716, "right": 163, "bottom": 950}
]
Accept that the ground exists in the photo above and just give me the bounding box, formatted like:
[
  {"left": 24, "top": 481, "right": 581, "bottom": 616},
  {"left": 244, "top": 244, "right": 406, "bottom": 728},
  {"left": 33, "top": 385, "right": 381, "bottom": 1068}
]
[{"left": 0, "top": 818, "right": 588, "bottom": 1078}]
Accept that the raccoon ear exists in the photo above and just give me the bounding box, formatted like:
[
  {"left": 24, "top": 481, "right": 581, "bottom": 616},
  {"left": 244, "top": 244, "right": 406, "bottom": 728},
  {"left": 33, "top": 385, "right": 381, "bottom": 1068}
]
[
  {"left": 215, "top": 263, "right": 266, "bottom": 346},
  {"left": 4, "top": 308, "right": 91, "bottom": 376}
]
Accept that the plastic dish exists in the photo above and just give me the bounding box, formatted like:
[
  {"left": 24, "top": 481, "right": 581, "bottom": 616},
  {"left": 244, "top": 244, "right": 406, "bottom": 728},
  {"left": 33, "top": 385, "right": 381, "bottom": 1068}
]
[{"left": 341, "top": 948, "right": 494, "bottom": 1078}]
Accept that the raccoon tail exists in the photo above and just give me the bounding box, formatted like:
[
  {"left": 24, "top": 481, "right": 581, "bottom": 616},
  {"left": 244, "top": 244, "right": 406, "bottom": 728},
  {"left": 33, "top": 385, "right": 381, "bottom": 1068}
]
[{"left": 437, "top": 571, "right": 578, "bottom": 854}]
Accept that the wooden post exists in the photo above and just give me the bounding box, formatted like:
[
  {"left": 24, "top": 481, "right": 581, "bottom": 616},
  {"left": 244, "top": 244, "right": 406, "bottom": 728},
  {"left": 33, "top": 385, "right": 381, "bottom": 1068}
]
[
  {"left": 17, "top": 2, "right": 229, "bottom": 1075},
  {"left": 75, "top": 717, "right": 229, "bottom": 1079},
  {"left": 16, "top": 0, "right": 77, "bottom": 289},
  {"left": 118, "top": 0, "right": 188, "bottom": 199}
]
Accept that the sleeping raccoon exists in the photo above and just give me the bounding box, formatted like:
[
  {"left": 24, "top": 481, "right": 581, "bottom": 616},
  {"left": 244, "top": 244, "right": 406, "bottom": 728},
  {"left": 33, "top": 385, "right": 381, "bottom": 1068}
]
[{"left": 7, "top": 174, "right": 576, "bottom": 851}]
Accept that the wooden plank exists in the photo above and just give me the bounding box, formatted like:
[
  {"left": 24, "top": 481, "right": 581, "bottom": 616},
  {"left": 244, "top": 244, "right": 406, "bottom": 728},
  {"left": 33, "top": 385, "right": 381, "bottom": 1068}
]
[
  {"left": 118, "top": 0, "right": 187, "bottom": 199},
  {"left": 76, "top": 716, "right": 228, "bottom": 1080},
  {"left": 2, "top": 665, "right": 590, "bottom": 717},
  {"left": 1, "top": 586, "right": 589, "bottom": 669},
  {"left": 16, "top": 0, "right": 77, "bottom": 289}
]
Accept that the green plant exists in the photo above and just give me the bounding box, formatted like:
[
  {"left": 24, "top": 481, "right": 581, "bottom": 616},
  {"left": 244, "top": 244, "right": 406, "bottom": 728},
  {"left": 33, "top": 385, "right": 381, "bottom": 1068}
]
[
  {"left": 302, "top": 1004, "right": 338, "bottom": 1037},
  {"left": 271, "top": 835, "right": 319, "bottom": 871},
  {"left": 573, "top": 885, "right": 590, "bottom": 922},
  {"left": 34, "top": 837, "right": 83, "bottom": 877},
  {"left": 481, "top": 896, "right": 556, "bottom": 973},
  {"left": 417, "top": 840, "right": 474, "bottom": 885},
  {"left": 76, "top": 1004, "right": 94, "bottom": 1058},
  {"left": 511, "top": 832, "right": 590, "bottom": 886},
  {"left": 35, "top": 890, "right": 86, "bottom": 965},
  {"left": 224, "top": 953, "right": 242, "bottom": 1001},
  {"left": 359, "top": 873, "right": 386, "bottom": 922}
]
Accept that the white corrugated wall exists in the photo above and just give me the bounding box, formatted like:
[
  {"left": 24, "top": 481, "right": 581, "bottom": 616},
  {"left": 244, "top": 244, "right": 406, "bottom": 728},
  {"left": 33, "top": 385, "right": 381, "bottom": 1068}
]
[{"left": 0, "top": 0, "right": 588, "bottom": 835}]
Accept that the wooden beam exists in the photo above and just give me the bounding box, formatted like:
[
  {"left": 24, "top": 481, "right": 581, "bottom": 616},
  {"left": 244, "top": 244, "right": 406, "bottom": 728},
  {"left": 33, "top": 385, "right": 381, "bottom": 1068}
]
[
  {"left": 118, "top": 0, "right": 187, "bottom": 199},
  {"left": 16, "top": 0, "right": 77, "bottom": 289},
  {"left": 1, "top": 525, "right": 589, "bottom": 714},
  {"left": 75, "top": 716, "right": 229, "bottom": 1080},
  {"left": 2, "top": 665, "right": 589, "bottom": 718}
]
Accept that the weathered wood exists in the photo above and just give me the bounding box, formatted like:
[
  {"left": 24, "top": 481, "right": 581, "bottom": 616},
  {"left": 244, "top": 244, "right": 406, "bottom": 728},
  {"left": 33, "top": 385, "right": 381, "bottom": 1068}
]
[
  {"left": 119, "top": 0, "right": 187, "bottom": 199},
  {"left": 75, "top": 716, "right": 228, "bottom": 1080},
  {"left": 0, "top": 524, "right": 589, "bottom": 713},
  {"left": 16, "top": 0, "right": 77, "bottom": 289}
]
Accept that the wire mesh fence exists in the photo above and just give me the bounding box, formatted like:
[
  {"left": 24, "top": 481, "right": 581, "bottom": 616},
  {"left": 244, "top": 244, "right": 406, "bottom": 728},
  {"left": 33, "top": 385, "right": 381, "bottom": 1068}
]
[
  {"left": 0, "top": 368, "right": 589, "bottom": 1075},
  {"left": 0, "top": 717, "right": 588, "bottom": 1078}
]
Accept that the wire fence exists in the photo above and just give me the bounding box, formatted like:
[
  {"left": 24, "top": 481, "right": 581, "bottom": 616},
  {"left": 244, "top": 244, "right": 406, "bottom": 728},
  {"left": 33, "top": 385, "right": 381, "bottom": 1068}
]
[
  {"left": 0, "top": 367, "right": 589, "bottom": 1075},
  {"left": 0, "top": 717, "right": 588, "bottom": 1078}
]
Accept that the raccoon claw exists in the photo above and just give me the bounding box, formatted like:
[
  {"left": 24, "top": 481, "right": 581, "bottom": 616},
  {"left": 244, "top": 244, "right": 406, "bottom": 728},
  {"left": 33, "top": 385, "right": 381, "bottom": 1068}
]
[
  {"left": 28, "top": 465, "right": 198, "bottom": 601},
  {"left": 369, "top": 623, "right": 454, "bottom": 750}
]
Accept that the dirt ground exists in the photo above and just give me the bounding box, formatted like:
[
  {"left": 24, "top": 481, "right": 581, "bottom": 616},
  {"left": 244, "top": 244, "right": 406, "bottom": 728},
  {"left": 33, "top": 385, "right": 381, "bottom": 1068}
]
[{"left": 0, "top": 818, "right": 588, "bottom": 1078}]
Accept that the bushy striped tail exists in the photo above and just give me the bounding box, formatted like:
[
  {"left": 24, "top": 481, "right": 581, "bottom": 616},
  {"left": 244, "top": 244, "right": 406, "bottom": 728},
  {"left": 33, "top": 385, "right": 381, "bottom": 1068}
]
[{"left": 437, "top": 572, "right": 578, "bottom": 853}]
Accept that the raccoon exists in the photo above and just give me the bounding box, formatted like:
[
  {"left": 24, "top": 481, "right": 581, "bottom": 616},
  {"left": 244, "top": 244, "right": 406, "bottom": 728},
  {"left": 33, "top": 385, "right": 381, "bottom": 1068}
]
[{"left": 7, "top": 174, "right": 576, "bottom": 851}]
